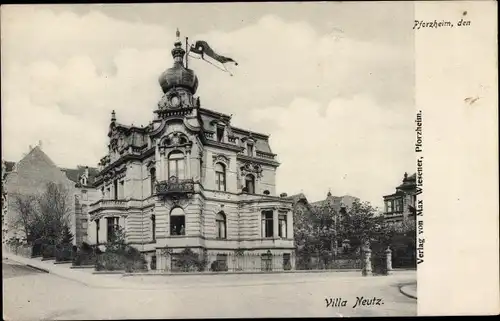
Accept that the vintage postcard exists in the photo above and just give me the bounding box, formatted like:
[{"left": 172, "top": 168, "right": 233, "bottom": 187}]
[{"left": 1, "top": 2, "right": 498, "bottom": 319}]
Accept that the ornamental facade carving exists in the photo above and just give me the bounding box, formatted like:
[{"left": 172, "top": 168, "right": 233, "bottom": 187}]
[
  {"left": 212, "top": 153, "right": 230, "bottom": 167},
  {"left": 240, "top": 162, "right": 263, "bottom": 178},
  {"left": 102, "top": 164, "right": 127, "bottom": 182},
  {"left": 159, "top": 131, "right": 192, "bottom": 155},
  {"left": 158, "top": 88, "right": 197, "bottom": 110}
]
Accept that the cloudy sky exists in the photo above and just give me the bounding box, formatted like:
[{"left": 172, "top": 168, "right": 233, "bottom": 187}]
[{"left": 1, "top": 3, "right": 415, "bottom": 209}]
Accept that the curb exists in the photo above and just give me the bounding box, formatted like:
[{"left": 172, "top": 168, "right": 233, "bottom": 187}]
[
  {"left": 123, "top": 269, "right": 362, "bottom": 277},
  {"left": 26, "top": 264, "right": 49, "bottom": 273},
  {"left": 399, "top": 284, "right": 417, "bottom": 299}
]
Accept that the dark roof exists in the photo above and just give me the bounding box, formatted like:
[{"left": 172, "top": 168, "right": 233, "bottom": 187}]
[
  {"left": 396, "top": 172, "right": 417, "bottom": 190},
  {"left": 286, "top": 193, "right": 308, "bottom": 204},
  {"left": 60, "top": 166, "right": 99, "bottom": 186},
  {"left": 198, "top": 108, "right": 274, "bottom": 154},
  {"left": 383, "top": 172, "right": 417, "bottom": 198}
]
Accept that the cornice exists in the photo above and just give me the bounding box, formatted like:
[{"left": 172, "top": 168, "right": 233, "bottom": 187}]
[
  {"left": 237, "top": 154, "right": 280, "bottom": 167},
  {"left": 203, "top": 139, "right": 244, "bottom": 152},
  {"left": 94, "top": 148, "right": 155, "bottom": 185}
]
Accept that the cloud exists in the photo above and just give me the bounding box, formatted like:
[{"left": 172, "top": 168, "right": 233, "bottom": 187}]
[
  {"left": 1, "top": 7, "right": 414, "bottom": 207},
  {"left": 248, "top": 96, "right": 414, "bottom": 208}
]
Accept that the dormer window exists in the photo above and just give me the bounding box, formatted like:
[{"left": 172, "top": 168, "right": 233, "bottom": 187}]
[
  {"left": 80, "top": 176, "right": 88, "bottom": 186},
  {"left": 247, "top": 143, "right": 254, "bottom": 157},
  {"left": 216, "top": 126, "right": 225, "bottom": 142}
]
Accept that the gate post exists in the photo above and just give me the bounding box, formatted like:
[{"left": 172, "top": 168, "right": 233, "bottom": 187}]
[
  {"left": 362, "top": 247, "right": 372, "bottom": 276},
  {"left": 385, "top": 247, "right": 393, "bottom": 275}
]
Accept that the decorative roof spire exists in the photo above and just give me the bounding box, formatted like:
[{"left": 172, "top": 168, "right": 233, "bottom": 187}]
[
  {"left": 327, "top": 188, "right": 332, "bottom": 197},
  {"left": 111, "top": 110, "right": 116, "bottom": 123},
  {"left": 171, "top": 28, "right": 185, "bottom": 65}
]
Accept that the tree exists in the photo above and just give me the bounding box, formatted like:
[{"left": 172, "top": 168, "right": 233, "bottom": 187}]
[
  {"left": 106, "top": 225, "right": 127, "bottom": 252},
  {"left": 11, "top": 194, "right": 38, "bottom": 243},
  {"left": 338, "top": 200, "right": 387, "bottom": 250},
  {"left": 36, "top": 182, "right": 72, "bottom": 244},
  {"left": 11, "top": 182, "right": 72, "bottom": 247},
  {"left": 61, "top": 224, "right": 74, "bottom": 244},
  {"left": 294, "top": 201, "right": 340, "bottom": 267}
]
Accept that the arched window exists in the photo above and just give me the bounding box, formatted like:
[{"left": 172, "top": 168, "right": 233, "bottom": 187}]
[
  {"left": 170, "top": 207, "right": 185, "bottom": 236},
  {"left": 150, "top": 168, "right": 156, "bottom": 196},
  {"left": 168, "top": 151, "right": 185, "bottom": 179},
  {"left": 215, "top": 163, "right": 226, "bottom": 191},
  {"left": 245, "top": 174, "right": 255, "bottom": 194},
  {"left": 216, "top": 212, "right": 227, "bottom": 239}
]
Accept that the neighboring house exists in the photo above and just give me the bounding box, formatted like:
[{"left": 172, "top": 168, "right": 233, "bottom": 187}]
[
  {"left": 88, "top": 32, "right": 295, "bottom": 271},
  {"left": 286, "top": 192, "right": 360, "bottom": 253},
  {"left": 383, "top": 172, "right": 417, "bottom": 224},
  {"left": 286, "top": 192, "right": 360, "bottom": 226},
  {"left": 2, "top": 146, "right": 78, "bottom": 245},
  {"left": 2, "top": 145, "right": 98, "bottom": 246},
  {"left": 310, "top": 192, "right": 360, "bottom": 213},
  {"left": 60, "top": 166, "right": 100, "bottom": 245}
]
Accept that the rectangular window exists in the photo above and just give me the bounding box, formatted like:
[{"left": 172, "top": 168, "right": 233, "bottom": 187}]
[
  {"left": 216, "top": 126, "right": 224, "bottom": 142},
  {"left": 216, "top": 172, "right": 226, "bottom": 191},
  {"left": 106, "top": 217, "right": 119, "bottom": 242},
  {"left": 151, "top": 215, "right": 156, "bottom": 241},
  {"left": 395, "top": 199, "right": 403, "bottom": 212},
  {"left": 82, "top": 219, "right": 88, "bottom": 230},
  {"left": 113, "top": 180, "right": 118, "bottom": 200},
  {"left": 169, "top": 159, "right": 185, "bottom": 179},
  {"left": 96, "top": 220, "right": 100, "bottom": 244},
  {"left": 261, "top": 211, "right": 274, "bottom": 238},
  {"left": 245, "top": 176, "right": 255, "bottom": 194},
  {"left": 216, "top": 220, "right": 226, "bottom": 239},
  {"left": 106, "top": 187, "right": 111, "bottom": 199},
  {"left": 247, "top": 143, "right": 254, "bottom": 156},
  {"left": 278, "top": 214, "right": 287, "bottom": 238},
  {"left": 387, "top": 200, "right": 393, "bottom": 213},
  {"left": 119, "top": 181, "right": 124, "bottom": 199},
  {"left": 82, "top": 190, "right": 88, "bottom": 201}
]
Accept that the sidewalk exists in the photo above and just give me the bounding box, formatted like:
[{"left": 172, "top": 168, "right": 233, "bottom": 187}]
[
  {"left": 399, "top": 283, "right": 417, "bottom": 299},
  {"left": 3, "top": 252, "right": 134, "bottom": 289},
  {"left": 3, "top": 252, "right": 416, "bottom": 292}
]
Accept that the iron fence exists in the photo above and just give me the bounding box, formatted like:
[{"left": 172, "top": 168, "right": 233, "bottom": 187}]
[{"left": 149, "top": 251, "right": 362, "bottom": 273}]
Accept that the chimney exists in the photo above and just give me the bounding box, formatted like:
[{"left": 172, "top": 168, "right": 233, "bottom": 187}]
[
  {"left": 29, "top": 145, "right": 33, "bottom": 151},
  {"left": 84, "top": 166, "right": 89, "bottom": 177}
]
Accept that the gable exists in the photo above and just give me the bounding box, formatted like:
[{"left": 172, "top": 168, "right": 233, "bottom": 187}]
[{"left": 4, "top": 147, "right": 75, "bottom": 196}]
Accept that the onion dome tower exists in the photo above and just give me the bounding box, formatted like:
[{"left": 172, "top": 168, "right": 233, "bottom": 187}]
[{"left": 157, "top": 29, "right": 199, "bottom": 111}]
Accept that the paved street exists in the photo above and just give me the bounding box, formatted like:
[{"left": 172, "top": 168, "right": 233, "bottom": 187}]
[{"left": 3, "top": 261, "right": 416, "bottom": 320}]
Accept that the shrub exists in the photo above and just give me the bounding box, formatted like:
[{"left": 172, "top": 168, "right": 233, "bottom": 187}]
[
  {"left": 42, "top": 244, "right": 56, "bottom": 259},
  {"left": 95, "top": 245, "right": 147, "bottom": 272},
  {"left": 55, "top": 243, "right": 74, "bottom": 262},
  {"left": 72, "top": 242, "right": 98, "bottom": 266},
  {"left": 209, "top": 260, "right": 228, "bottom": 272},
  {"left": 31, "top": 238, "right": 44, "bottom": 257}
]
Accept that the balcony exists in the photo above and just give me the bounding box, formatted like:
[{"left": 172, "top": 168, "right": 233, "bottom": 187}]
[
  {"left": 156, "top": 177, "right": 195, "bottom": 196},
  {"left": 256, "top": 151, "right": 276, "bottom": 160},
  {"left": 89, "top": 199, "right": 127, "bottom": 214}
]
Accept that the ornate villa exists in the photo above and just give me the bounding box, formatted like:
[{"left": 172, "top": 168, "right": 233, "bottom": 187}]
[{"left": 87, "top": 31, "right": 295, "bottom": 271}]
